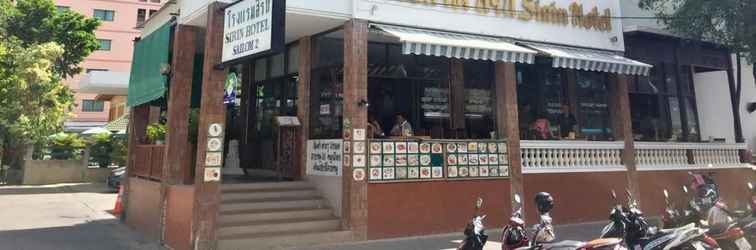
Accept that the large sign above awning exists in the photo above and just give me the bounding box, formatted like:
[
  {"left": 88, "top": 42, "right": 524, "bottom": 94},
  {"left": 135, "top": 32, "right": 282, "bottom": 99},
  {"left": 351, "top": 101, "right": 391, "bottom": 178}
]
[
  {"left": 222, "top": 0, "right": 285, "bottom": 64},
  {"left": 354, "top": 0, "right": 625, "bottom": 52}
]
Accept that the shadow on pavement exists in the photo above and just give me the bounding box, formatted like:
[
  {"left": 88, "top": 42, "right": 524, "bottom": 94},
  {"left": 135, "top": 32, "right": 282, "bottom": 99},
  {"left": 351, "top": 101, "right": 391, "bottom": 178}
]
[{"left": 0, "top": 219, "right": 162, "bottom": 250}]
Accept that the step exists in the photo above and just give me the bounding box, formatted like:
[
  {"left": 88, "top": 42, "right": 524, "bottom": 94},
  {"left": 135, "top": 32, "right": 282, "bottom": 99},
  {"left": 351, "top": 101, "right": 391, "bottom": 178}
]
[
  {"left": 218, "top": 230, "right": 353, "bottom": 250},
  {"left": 222, "top": 189, "right": 318, "bottom": 202},
  {"left": 220, "top": 198, "right": 327, "bottom": 212},
  {"left": 219, "top": 207, "right": 334, "bottom": 224},
  {"left": 217, "top": 217, "right": 341, "bottom": 237},
  {"left": 221, "top": 181, "right": 312, "bottom": 192}
]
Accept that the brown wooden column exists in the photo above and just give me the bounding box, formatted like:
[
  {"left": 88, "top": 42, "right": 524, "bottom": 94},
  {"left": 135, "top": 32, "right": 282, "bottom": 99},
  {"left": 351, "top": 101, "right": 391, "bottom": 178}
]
[
  {"left": 342, "top": 19, "right": 368, "bottom": 240},
  {"left": 610, "top": 74, "right": 640, "bottom": 205},
  {"left": 192, "top": 3, "right": 226, "bottom": 249},
  {"left": 296, "top": 36, "right": 312, "bottom": 178},
  {"left": 449, "top": 59, "right": 465, "bottom": 132},
  {"left": 163, "top": 25, "right": 199, "bottom": 185},
  {"left": 123, "top": 105, "right": 150, "bottom": 221},
  {"left": 494, "top": 62, "right": 523, "bottom": 207}
]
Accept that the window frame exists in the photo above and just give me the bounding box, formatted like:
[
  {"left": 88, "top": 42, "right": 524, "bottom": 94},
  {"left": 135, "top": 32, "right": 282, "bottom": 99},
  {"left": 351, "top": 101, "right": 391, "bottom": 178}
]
[
  {"left": 97, "top": 39, "right": 112, "bottom": 51},
  {"left": 81, "top": 100, "right": 105, "bottom": 112},
  {"left": 93, "top": 9, "right": 115, "bottom": 22}
]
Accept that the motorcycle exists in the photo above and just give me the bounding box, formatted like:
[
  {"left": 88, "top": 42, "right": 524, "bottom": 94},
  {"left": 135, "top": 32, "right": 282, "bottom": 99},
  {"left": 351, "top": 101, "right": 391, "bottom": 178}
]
[
  {"left": 458, "top": 197, "right": 488, "bottom": 250},
  {"left": 601, "top": 189, "right": 715, "bottom": 250},
  {"left": 501, "top": 193, "right": 624, "bottom": 250},
  {"left": 685, "top": 173, "right": 751, "bottom": 250},
  {"left": 662, "top": 187, "right": 707, "bottom": 230}
]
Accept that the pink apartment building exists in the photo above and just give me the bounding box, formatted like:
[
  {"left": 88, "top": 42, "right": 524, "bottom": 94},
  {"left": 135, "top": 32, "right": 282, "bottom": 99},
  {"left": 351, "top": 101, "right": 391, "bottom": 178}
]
[{"left": 55, "top": 0, "right": 164, "bottom": 132}]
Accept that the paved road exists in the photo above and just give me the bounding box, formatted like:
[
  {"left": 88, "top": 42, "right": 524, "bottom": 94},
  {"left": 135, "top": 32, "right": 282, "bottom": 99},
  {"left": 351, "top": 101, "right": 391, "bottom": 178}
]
[
  {"left": 0, "top": 183, "right": 162, "bottom": 250},
  {"left": 299, "top": 222, "right": 608, "bottom": 250}
]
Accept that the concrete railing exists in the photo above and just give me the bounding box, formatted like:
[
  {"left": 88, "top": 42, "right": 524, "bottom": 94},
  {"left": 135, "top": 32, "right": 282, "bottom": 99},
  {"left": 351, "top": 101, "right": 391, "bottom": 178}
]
[
  {"left": 521, "top": 140, "right": 625, "bottom": 173},
  {"left": 635, "top": 142, "right": 746, "bottom": 170}
]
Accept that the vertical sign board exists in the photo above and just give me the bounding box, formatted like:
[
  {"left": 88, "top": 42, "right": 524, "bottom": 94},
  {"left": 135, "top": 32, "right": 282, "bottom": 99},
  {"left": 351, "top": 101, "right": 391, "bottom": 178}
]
[
  {"left": 204, "top": 123, "right": 224, "bottom": 182},
  {"left": 222, "top": 0, "right": 286, "bottom": 64}
]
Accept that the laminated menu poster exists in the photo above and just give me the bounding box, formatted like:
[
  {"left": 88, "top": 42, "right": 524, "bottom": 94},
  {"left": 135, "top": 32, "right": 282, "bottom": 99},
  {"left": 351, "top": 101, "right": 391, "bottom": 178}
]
[
  {"left": 367, "top": 140, "right": 509, "bottom": 182},
  {"left": 368, "top": 141, "right": 444, "bottom": 181},
  {"left": 465, "top": 89, "right": 493, "bottom": 116}
]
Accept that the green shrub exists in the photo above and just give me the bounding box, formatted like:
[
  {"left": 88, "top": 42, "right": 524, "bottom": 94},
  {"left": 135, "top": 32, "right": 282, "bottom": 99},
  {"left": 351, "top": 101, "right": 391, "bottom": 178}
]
[
  {"left": 88, "top": 132, "right": 113, "bottom": 168},
  {"left": 49, "top": 133, "right": 85, "bottom": 160},
  {"left": 110, "top": 136, "right": 127, "bottom": 167},
  {"left": 146, "top": 123, "right": 166, "bottom": 143}
]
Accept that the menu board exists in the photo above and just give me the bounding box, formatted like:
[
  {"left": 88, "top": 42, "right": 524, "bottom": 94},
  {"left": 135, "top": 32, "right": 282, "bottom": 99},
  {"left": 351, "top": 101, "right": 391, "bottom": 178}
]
[
  {"left": 367, "top": 139, "right": 509, "bottom": 182},
  {"left": 421, "top": 88, "right": 449, "bottom": 118},
  {"left": 465, "top": 89, "right": 493, "bottom": 116}
]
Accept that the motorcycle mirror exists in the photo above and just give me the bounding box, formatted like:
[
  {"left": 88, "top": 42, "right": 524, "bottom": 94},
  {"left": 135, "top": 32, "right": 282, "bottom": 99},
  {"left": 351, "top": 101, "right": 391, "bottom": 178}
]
[
  {"left": 514, "top": 194, "right": 521, "bottom": 204},
  {"left": 663, "top": 189, "right": 669, "bottom": 199},
  {"left": 611, "top": 190, "right": 617, "bottom": 200},
  {"left": 748, "top": 182, "right": 753, "bottom": 190},
  {"left": 682, "top": 185, "right": 688, "bottom": 193},
  {"left": 476, "top": 197, "right": 483, "bottom": 209}
]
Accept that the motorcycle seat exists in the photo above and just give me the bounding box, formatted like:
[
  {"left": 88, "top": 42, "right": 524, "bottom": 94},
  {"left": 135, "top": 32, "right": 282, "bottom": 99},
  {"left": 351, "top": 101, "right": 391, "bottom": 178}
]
[{"left": 583, "top": 238, "right": 622, "bottom": 248}]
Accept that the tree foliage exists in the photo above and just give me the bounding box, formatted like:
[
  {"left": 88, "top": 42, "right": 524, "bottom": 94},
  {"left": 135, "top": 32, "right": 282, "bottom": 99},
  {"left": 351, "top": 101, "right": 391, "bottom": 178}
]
[
  {"left": 639, "top": 0, "right": 756, "bottom": 62},
  {"left": 4, "top": 0, "right": 100, "bottom": 78}
]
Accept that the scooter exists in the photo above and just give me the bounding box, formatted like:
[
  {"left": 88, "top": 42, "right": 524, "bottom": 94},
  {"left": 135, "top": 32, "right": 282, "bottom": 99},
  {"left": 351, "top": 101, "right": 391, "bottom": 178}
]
[
  {"left": 458, "top": 197, "right": 488, "bottom": 250},
  {"left": 662, "top": 186, "right": 707, "bottom": 230},
  {"left": 502, "top": 193, "right": 624, "bottom": 250},
  {"left": 601, "top": 190, "right": 715, "bottom": 250},
  {"left": 683, "top": 174, "right": 751, "bottom": 250}
]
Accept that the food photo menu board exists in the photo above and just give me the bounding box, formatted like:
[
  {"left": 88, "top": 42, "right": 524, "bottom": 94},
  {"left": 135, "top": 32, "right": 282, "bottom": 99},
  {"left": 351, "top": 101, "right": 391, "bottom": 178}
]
[{"left": 367, "top": 139, "right": 509, "bottom": 182}]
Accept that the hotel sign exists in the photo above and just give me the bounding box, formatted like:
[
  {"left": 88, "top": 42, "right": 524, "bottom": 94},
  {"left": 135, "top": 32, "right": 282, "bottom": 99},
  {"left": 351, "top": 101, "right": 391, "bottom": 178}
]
[
  {"left": 354, "top": 0, "right": 624, "bottom": 51},
  {"left": 222, "top": 0, "right": 285, "bottom": 64}
]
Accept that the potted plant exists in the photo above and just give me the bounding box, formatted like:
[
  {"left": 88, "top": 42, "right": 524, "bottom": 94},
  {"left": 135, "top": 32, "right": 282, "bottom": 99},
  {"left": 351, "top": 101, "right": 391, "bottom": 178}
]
[{"left": 146, "top": 123, "right": 166, "bottom": 145}]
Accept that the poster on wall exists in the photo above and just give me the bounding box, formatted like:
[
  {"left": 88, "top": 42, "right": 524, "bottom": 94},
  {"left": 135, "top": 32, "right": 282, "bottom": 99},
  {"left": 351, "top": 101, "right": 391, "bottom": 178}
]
[
  {"left": 222, "top": 0, "right": 286, "bottom": 64},
  {"left": 306, "top": 139, "right": 343, "bottom": 176}
]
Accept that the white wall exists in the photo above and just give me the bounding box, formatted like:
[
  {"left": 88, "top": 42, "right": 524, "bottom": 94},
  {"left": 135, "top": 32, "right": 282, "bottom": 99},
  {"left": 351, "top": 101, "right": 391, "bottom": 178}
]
[
  {"left": 694, "top": 71, "right": 736, "bottom": 143},
  {"left": 620, "top": 0, "right": 665, "bottom": 30},
  {"left": 735, "top": 57, "right": 756, "bottom": 152},
  {"left": 305, "top": 175, "right": 342, "bottom": 217}
]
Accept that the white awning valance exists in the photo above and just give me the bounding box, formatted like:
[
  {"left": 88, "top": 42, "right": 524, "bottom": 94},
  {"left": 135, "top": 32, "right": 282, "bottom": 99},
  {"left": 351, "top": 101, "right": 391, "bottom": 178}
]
[
  {"left": 521, "top": 42, "right": 653, "bottom": 76},
  {"left": 372, "top": 24, "right": 537, "bottom": 64}
]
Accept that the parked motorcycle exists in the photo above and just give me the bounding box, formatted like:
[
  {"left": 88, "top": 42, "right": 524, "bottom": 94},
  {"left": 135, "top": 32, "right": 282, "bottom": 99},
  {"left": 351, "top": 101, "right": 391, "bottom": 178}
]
[
  {"left": 685, "top": 174, "right": 751, "bottom": 250},
  {"left": 601, "top": 189, "right": 715, "bottom": 250},
  {"left": 458, "top": 197, "right": 488, "bottom": 250},
  {"left": 502, "top": 192, "right": 624, "bottom": 250}
]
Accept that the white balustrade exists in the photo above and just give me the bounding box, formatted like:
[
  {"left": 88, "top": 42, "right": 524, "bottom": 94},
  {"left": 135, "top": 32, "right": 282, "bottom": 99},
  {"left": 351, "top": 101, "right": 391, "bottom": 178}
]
[
  {"left": 520, "top": 140, "right": 624, "bottom": 173},
  {"left": 634, "top": 142, "right": 746, "bottom": 170}
]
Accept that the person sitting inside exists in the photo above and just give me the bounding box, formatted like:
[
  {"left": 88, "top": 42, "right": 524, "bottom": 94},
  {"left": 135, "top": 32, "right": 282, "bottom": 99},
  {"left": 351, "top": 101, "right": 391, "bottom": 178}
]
[
  {"left": 367, "top": 114, "right": 385, "bottom": 138},
  {"left": 528, "top": 118, "right": 554, "bottom": 140},
  {"left": 390, "top": 113, "right": 413, "bottom": 137}
]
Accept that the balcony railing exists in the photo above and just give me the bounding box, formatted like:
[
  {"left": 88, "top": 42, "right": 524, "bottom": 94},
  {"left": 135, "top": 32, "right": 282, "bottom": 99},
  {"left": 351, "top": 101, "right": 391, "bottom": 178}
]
[
  {"left": 635, "top": 142, "right": 746, "bottom": 170},
  {"left": 521, "top": 140, "right": 625, "bottom": 173}
]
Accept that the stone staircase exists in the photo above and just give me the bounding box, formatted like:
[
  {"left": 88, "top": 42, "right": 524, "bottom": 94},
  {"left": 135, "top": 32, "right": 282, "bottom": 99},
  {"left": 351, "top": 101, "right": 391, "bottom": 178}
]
[{"left": 217, "top": 181, "right": 352, "bottom": 250}]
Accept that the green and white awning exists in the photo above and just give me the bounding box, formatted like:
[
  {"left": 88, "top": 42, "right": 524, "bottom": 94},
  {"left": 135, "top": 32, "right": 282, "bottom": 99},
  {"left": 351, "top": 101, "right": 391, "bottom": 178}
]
[
  {"left": 521, "top": 42, "right": 652, "bottom": 76},
  {"left": 372, "top": 24, "right": 537, "bottom": 64}
]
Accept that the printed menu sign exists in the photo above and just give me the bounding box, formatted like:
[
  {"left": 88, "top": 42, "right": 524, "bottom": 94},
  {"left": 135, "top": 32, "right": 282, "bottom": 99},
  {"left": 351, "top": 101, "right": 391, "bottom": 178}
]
[{"left": 306, "top": 140, "right": 343, "bottom": 176}]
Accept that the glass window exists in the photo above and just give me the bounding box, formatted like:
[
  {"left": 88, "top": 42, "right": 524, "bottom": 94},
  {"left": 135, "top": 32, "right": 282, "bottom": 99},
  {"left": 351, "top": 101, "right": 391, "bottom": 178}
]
[
  {"left": 636, "top": 64, "right": 665, "bottom": 94},
  {"left": 679, "top": 65, "right": 693, "bottom": 96},
  {"left": 93, "top": 9, "right": 115, "bottom": 21},
  {"left": 668, "top": 97, "right": 683, "bottom": 141},
  {"left": 684, "top": 97, "right": 700, "bottom": 141},
  {"left": 137, "top": 9, "right": 146, "bottom": 25},
  {"left": 287, "top": 44, "right": 299, "bottom": 74},
  {"left": 463, "top": 61, "right": 495, "bottom": 139},
  {"left": 516, "top": 61, "right": 564, "bottom": 140},
  {"left": 149, "top": 9, "right": 158, "bottom": 17},
  {"left": 576, "top": 71, "right": 610, "bottom": 140},
  {"left": 97, "top": 39, "right": 111, "bottom": 51},
  {"left": 631, "top": 94, "right": 665, "bottom": 141},
  {"left": 309, "top": 31, "right": 344, "bottom": 139},
  {"left": 270, "top": 53, "right": 285, "bottom": 78},
  {"left": 82, "top": 100, "right": 105, "bottom": 112},
  {"left": 254, "top": 58, "right": 266, "bottom": 81},
  {"left": 664, "top": 64, "right": 678, "bottom": 94},
  {"left": 151, "top": 0, "right": 160, "bottom": 3}
]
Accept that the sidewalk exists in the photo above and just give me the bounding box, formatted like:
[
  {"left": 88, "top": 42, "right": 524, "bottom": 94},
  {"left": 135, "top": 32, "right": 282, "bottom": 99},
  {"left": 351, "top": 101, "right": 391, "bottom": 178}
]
[
  {"left": 0, "top": 183, "right": 162, "bottom": 250},
  {"left": 299, "top": 221, "right": 609, "bottom": 250}
]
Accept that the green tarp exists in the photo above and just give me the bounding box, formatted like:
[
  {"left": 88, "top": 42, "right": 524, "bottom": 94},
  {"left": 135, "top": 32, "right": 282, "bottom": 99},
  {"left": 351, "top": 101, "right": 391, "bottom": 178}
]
[{"left": 127, "top": 23, "right": 172, "bottom": 107}]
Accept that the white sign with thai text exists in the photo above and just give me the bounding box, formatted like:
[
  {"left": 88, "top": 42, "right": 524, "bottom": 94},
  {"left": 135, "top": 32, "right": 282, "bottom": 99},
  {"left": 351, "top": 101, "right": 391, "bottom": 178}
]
[
  {"left": 222, "top": 0, "right": 274, "bottom": 63},
  {"left": 306, "top": 139, "right": 343, "bottom": 176}
]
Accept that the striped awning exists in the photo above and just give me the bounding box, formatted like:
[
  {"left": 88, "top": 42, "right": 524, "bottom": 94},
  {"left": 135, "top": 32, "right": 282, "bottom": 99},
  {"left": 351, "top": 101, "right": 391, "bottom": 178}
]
[
  {"left": 372, "top": 24, "right": 537, "bottom": 64},
  {"left": 521, "top": 43, "right": 653, "bottom": 76}
]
